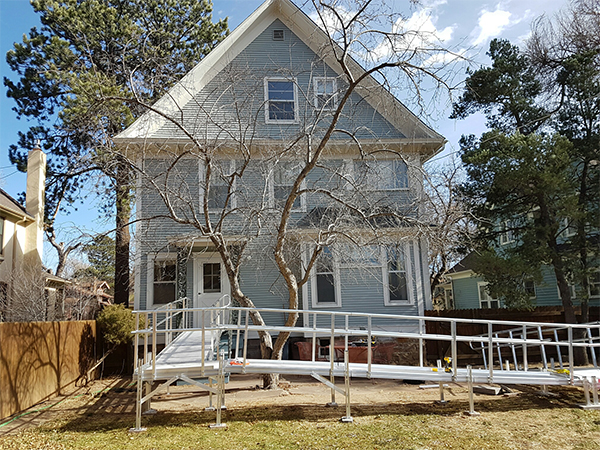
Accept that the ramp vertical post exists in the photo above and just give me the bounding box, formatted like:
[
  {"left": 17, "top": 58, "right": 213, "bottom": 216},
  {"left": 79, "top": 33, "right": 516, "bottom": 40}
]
[
  {"left": 205, "top": 378, "right": 215, "bottom": 411},
  {"left": 537, "top": 326, "right": 548, "bottom": 370},
  {"left": 522, "top": 326, "right": 528, "bottom": 371},
  {"left": 465, "top": 365, "right": 480, "bottom": 417},
  {"left": 419, "top": 318, "right": 424, "bottom": 367},
  {"left": 327, "top": 314, "right": 337, "bottom": 407},
  {"left": 341, "top": 349, "right": 353, "bottom": 423},
  {"left": 242, "top": 310, "right": 249, "bottom": 371},
  {"left": 436, "top": 360, "right": 447, "bottom": 404},
  {"left": 451, "top": 321, "right": 457, "bottom": 380},
  {"left": 508, "top": 331, "right": 518, "bottom": 370},
  {"left": 488, "top": 322, "right": 494, "bottom": 382},
  {"left": 367, "top": 316, "right": 372, "bottom": 378},
  {"left": 587, "top": 328, "right": 598, "bottom": 368},
  {"left": 129, "top": 360, "right": 147, "bottom": 433},
  {"left": 568, "top": 327, "right": 574, "bottom": 384},
  {"left": 495, "top": 333, "right": 503, "bottom": 370},
  {"left": 210, "top": 351, "right": 227, "bottom": 428},
  {"left": 312, "top": 312, "right": 317, "bottom": 362},
  {"left": 235, "top": 308, "right": 241, "bottom": 359},
  {"left": 553, "top": 329, "right": 564, "bottom": 369}
]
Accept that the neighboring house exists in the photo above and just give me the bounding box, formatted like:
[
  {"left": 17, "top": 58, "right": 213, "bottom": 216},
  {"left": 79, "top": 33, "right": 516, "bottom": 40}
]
[
  {"left": 0, "top": 143, "right": 68, "bottom": 321},
  {"left": 115, "top": 0, "right": 445, "bottom": 340},
  {"left": 445, "top": 252, "right": 600, "bottom": 310}
]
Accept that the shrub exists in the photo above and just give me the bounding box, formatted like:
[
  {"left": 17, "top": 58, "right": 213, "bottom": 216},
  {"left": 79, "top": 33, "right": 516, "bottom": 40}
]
[{"left": 96, "top": 304, "right": 136, "bottom": 346}]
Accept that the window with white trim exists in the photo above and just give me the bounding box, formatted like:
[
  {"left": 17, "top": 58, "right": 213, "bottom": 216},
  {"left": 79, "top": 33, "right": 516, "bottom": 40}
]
[
  {"left": 478, "top": 282, "right": 500, "bottom": 309},
  {"left": 385, "top": 245, "right": 409, "bottom": 304},
  {"left": 312, "top": 246, "right": 339, "bottom": 307},
  {"left": 314, "top": 77, "right": 337, "bottom": 110},
  {"left": 499, "top": 220, "right": 514, "bottom": 245},
  {"left": 200, "top": 160, "right": 236, "bottom": 211},
  {"left": 265, "top": 78, "right": 297, "bottom": 123},
  {"left": 560, "top": 217, "right": 577, "bottom": 238},
  {"left": 588, "top": 270, "right": 600, "bottom": 298},
  {"left": 153, "top": 260, "right": 176, "bottom": 305},
  {"left": 353, "top": 159, "right": 408, "bottom": 190},
  {"left": 272, "top": 161, "right": 305, "bottom": 211}
]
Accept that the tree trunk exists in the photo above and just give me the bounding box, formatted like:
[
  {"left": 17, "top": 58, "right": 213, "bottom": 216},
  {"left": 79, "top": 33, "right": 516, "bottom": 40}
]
[{"left": 114, "top": 156, "right": 130, "bottom": 305}]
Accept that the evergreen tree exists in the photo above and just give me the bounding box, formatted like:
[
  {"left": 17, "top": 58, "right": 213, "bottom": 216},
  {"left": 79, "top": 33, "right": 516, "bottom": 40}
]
[
  {"left": 5, "top": 0, "right": 228, "bottom": 303},
  {"left": 453, "top": 3, "right": 599, "bottom": 326}
]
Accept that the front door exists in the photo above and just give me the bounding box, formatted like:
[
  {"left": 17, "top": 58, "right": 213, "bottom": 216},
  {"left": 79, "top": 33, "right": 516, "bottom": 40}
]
[{"left": 193, "top": 253, "right": 230, "bottom": 328}]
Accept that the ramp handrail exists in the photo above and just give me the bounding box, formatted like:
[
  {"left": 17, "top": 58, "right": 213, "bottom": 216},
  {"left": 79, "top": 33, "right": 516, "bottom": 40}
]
[{"left": 132, "top": 305, "right": 600, "bottom": 386}]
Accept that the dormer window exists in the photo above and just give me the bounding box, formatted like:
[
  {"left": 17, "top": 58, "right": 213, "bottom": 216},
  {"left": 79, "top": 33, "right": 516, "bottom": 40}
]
[
  {"left": 264, "top": 78, "right": 298, "bottom": 123},
  {"left": 314, "top": 77, "right": 337, "bottom": 110},
  {"left": 272, "top": 29, "right": 284, "bottom": 41}
]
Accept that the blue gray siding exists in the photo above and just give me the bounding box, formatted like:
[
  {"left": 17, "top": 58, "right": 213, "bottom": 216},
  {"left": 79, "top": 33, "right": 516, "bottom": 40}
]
[{"left": 152, "top": 20, "right": 404, "bottom": 143}]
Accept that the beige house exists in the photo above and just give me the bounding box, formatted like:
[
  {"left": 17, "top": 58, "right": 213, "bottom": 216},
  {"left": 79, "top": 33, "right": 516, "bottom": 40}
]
[{"left": 0, "top": 143, "right": 67, "bottom": 321}]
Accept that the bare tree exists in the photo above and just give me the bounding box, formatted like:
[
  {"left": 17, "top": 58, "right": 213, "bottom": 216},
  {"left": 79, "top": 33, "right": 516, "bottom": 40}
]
[{"left": 423, "top": 158, "right": 474, "bottom": 296}]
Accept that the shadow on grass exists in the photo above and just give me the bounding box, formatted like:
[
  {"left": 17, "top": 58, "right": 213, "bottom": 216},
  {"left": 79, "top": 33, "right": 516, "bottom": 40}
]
[{"left": 53, "top": 383, "right": 588, "bottom": 434}]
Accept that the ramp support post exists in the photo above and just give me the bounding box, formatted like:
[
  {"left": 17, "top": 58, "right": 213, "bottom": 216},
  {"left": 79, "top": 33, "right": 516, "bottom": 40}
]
[
  {"left": 129, "top": 360, "right": 147, "bottom": 433},
  {"left": 341, "top": 349, "right": 353, "bottom": 423},
  {"left": 210, "top": 351, "right": 227, "bottom": 428},
  {"left": 465, "top": 365, "right": 480, "bottom": 417}
]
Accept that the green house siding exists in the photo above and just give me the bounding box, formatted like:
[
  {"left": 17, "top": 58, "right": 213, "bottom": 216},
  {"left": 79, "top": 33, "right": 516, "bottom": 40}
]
[{"left": 452, "top": 276, "right": 483, "bottom": 310}]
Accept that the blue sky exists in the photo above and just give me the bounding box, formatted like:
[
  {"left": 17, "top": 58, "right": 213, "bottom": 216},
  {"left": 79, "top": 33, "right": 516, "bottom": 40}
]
[{"left": 0, "top": 0, "right": 568, "bottom": 269}]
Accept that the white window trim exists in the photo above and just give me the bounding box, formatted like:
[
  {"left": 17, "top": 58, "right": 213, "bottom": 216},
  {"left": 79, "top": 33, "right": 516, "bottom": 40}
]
[
  {"left": 268, "top": 162, "right": 306, "bottom": 212},
  {"left": 478, "top": 282, "right": 500, "bottom": 309},
  {"left": 199, "top": 159, "right": 237, "bottom": 212},
  {"left": 310, "top": 247, "right": 342, "bottom": 309},
  {"left": 382, "top": 243, "right": 414, "bottom": 306},
  {"left": 351, "top": 159, "right": 410, "bottom": 191},
  {"left": 588, "top": 269, "right": 600, "bottom": 299},
  {"left": 313, "top": 77, "right": 338, "bottom": 110},
  {"left": 264, "top": 77, "right": 299, "bottom": 124},
  {"left": 499, "top": 220, "right": 514, "bottom": 245},
  {"left": 560, "top": 217, "right": 577, "bottom": 238},
  {"left": 147, "top": 254, "right": 177, "bottom": 309}
]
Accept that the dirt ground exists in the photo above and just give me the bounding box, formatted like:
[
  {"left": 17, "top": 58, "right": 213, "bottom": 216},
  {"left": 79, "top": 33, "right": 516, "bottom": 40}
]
[{"left": 0, "top": 373, "right": 576, "bottom": 437}]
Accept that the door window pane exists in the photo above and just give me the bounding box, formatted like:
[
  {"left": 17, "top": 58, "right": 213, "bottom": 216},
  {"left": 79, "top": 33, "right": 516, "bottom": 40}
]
[{"left": 203, "top": 263, "right": 221, "bottom": 293}]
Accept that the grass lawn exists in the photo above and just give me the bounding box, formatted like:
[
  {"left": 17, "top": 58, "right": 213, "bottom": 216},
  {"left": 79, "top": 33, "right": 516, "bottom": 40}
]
[{"left": 0, "top": 379, "right": 598, "bottom": 449}]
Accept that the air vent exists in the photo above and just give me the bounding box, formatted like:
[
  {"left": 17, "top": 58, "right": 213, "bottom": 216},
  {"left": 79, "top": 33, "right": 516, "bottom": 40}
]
[{"left": 273, "top": 29, "right": 284, "bottom": 41}]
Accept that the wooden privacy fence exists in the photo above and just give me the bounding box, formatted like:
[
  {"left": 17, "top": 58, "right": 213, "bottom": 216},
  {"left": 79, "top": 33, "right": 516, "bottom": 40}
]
[
  {"left": 0, "top": 320, "right": 96, "bottom": 420},
  {"left": 425, "top": 306, "right": 600, "bottom": 365}
]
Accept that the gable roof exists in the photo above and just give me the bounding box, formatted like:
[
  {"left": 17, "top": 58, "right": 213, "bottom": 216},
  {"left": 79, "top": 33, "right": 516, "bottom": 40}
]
[
  {"left": 447, "top": 252, "right": 480, "bottom": 276},
  {"left": 115, "top": 0, "right": 445, "bottom": 159},
  {"left": 0, "top": 188, "right": 33, "bottom": 223}
]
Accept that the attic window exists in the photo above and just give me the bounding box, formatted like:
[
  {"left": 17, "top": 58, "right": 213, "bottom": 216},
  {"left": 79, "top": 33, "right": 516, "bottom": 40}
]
[{"left": 273, "top": 29, "right": 284, "bottom": 41}]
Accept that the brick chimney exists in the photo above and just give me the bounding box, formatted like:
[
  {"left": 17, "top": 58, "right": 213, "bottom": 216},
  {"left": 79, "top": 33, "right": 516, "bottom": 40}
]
[{"left": 24, "top": 140, "right": 46, "bottom": 266}]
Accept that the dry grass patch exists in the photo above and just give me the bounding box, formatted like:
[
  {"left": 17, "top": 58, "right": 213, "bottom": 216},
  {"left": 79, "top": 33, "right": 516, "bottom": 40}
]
[{"left": 0, "top": 378, "right": 598, "bottom": 450}]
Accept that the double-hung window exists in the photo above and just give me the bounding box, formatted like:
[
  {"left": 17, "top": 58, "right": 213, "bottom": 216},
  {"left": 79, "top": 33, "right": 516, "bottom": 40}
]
[
  {"left": 385, "top": 245, "right": 410, "bottom": 304},
  {"left": 312, "top": 246, "right": 339, "bottom": 307},
  {"left": 499, "top": 220, "right": 514, "bottom": 245},
  {"left": 265, "top": 78, "right": 297, "bottom": 123},
  {"left": 478, "top": 282, "right": 500, "bottom": 309},
  {"left": 200, "top": 160, "right": 236, "bottom": 211},
  {"left": 354, "top": 159, "right": 408, "bottom": 190},
  {"left": 272, "top": 161, "right": 304, "bottom": 211},
  {"left": 314, "top": 77, "right": 337, "bottom": 110},
  {"left": 153, "top": 260, "right": 176, "bottom": 306}
]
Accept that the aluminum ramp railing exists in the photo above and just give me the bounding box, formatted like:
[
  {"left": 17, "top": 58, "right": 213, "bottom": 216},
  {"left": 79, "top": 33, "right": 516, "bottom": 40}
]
[{"left": 129, "top": 304, "right": 600, "bottom": 432}]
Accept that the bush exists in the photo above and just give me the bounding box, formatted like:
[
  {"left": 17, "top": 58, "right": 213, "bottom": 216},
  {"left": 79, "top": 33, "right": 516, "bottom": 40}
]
[{"left": 96, "top": 304, "right": 136, "bottom": 346}]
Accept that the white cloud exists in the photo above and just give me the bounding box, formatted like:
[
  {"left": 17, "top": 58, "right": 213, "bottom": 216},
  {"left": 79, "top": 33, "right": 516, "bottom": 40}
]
[
  {"left": 372, "top": 8, "right": 456, "bottom": 61},
  {"left": 471, "top": 7, "right": 522, "bottom": 47}
]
